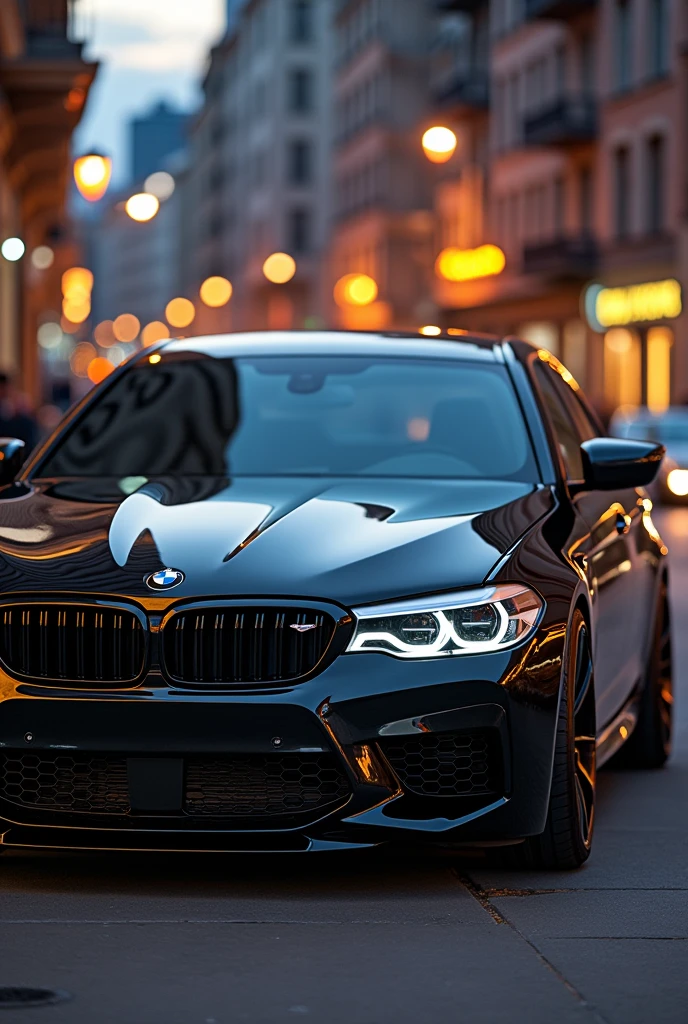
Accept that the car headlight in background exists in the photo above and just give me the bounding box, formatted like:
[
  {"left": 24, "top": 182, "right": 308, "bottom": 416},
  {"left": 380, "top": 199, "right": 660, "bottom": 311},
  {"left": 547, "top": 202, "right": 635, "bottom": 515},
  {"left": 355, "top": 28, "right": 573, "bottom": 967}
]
[
  {"left": 667, "top": 468, "right": 688, "bottom": 497},
  {"left": 346, "top": 584, "right": 543, "bottom": 658}
]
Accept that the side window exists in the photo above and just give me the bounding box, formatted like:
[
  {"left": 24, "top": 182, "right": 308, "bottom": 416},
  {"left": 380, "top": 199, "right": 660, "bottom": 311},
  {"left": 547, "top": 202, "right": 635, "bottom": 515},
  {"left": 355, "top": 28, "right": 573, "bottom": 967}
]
[{"left": 533, "top": 362, "right": 595, "bottom": 480}]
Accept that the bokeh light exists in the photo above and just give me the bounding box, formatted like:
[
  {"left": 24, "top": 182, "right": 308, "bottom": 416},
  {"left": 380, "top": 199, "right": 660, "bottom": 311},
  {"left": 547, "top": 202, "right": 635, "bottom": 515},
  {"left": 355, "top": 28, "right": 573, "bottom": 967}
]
[
  {"left": 87, "top": 357, "right": 114, "bottom": 384},
  {"left": 73, "top": 153, "right": 112, "bottom": 202},
  {"left": 106, "top": 345, "right": 127, "bottom": 366},
  {"left": 70, "top": 342, "right": 97, "bottom": 377},
  {"left": 94, "top": 320, "right": 116, "bottom": 347},
  {"left": 149, "top": 353, "right": 162, "bottom": 364},
  {"left": 113, "top": 313, "right": 140, "bottom": 343},
  {"left": 37, "top": 323, "right": 63, "bottom": 350},
  {"left": 334, "top": 274, "right": 378, "bottom": 308},
  {"left": 62, "top": 297, "right": 91, "bottom": 324},
  {"left": 144, "top": 171, "right": 175, "bottom": 201},
  {"left": 61, "top": 315, "right": 80, "bottom": 334},
  {"left": 1, "top": 238, "right": 25, "bottom": 262},
  {"left": 165, "top": 297, "right": 195, "bottom": 328},
  {"left": 420, "top": 325, "right": 442, "bottom": 336},
  {"left": 435, "top": 244, "right": 506, "bottom": 283},
  {"left": 263, "top": 252, "right": 296, "bottom": 284},
  {"left": 200, "top": 276, "right": 233, "bottom": 307},
  {"left": 421, "top": 126, "right": 458, "bottom": 164},
  {"left": 31, "top": 246, "right": 54, "bottom": 270},
  {"left": 62, "top": 267, "right": 93, "bottom": 296},
  {"left": 141, "top": 321, "right": 170, "bottom": 347},
  {"left": 125, "top": 193, "right": 160, "bottom": 222}
]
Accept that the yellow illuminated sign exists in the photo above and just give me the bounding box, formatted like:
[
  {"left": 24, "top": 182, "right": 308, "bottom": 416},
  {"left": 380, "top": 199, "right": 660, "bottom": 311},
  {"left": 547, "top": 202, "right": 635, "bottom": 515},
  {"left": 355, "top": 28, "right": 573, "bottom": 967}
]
[
  {"left": 588, "top": 278, "right": 682, "bottom": 329},
  {"left": 435, "top": 244, "right": 506, "bottom": 283}
]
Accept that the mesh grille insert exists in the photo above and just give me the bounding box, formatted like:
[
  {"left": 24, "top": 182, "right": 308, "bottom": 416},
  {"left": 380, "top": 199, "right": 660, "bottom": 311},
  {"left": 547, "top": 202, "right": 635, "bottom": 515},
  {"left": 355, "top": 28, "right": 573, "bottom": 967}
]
[{"left": 379, "top": 730, "right": 501, "bottom": 797}]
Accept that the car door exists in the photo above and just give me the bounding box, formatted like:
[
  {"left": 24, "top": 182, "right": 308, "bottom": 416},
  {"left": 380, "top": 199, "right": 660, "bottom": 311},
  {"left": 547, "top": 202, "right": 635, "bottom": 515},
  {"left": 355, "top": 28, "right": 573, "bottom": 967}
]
[{"left": 531, "top": 358, "right": 650, "bottom": 728}]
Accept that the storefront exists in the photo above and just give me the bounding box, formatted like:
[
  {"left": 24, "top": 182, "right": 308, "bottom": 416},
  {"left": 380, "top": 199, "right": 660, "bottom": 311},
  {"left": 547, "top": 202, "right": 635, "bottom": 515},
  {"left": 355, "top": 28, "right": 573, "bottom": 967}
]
[{"left": 584, "top": 278, "right": 682, "bottom": 415}]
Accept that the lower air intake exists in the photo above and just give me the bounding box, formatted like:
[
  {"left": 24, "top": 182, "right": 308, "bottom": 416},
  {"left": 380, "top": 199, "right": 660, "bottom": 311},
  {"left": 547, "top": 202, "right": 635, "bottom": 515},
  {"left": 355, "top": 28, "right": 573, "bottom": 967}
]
[{"left": 379, "top": 730, "right": 502, "bottom": 797}]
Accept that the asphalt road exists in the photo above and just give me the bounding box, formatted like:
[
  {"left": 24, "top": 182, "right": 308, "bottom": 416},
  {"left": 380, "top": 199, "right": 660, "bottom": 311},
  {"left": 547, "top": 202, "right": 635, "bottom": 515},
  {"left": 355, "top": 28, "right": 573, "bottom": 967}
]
[{"left": 1, "top": 509, "right": 686, "bottom": 1024}]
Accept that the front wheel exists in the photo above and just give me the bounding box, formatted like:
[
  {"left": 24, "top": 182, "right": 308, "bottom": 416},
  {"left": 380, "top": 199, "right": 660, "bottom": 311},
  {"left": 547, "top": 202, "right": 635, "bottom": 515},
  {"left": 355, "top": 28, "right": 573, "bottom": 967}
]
[{"left": 521, "top": 609, "right": 596, "bottom": 870}]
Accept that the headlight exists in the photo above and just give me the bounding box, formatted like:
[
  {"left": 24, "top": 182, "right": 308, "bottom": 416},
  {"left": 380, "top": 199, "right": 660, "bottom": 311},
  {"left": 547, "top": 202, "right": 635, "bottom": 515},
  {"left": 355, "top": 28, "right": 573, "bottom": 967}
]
[{"left": 346, "top": 584, "right": 543, "bottom": 659}]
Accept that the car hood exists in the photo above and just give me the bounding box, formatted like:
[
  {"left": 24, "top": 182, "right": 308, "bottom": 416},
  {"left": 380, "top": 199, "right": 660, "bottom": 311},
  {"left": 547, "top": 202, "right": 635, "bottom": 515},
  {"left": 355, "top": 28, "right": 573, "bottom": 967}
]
[{"left": 0, "top": 477, "right": 553, "bottom": 607}]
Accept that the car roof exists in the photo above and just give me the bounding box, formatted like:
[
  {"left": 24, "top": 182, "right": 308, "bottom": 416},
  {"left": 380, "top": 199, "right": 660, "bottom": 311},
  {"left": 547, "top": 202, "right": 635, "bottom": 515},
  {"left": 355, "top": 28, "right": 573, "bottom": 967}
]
[{"left": 160, "top": 329, "right": 507, "bottom": 363}]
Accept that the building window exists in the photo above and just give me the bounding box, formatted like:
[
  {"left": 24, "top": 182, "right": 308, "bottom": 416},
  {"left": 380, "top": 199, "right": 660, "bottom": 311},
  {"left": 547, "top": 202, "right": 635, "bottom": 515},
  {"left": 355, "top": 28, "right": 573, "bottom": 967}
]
[
  {"left": 580, "top": 33, "right": 594, "bottom": 95},
  {"left": 615, "top": 0, "right": 632, "bottom": 92},
  {"left": 646, "top": 134, "right": 665, "bottom": 233},
  {"left": 287, "top": 139, "right": 312, "bottom": 185},
  {"left": 553, "top": 176, "right": 565, "bottom": 237},
  {"left": 648, "top": 0, "right": 668, "bottom": 78},
  {"left": 290, "top": 0, "right": 313, "bottom": 44},
  {"left": 604, "top": 328, "right": 641, "bottom": 410},
  {"left": 613, "top": 146, "right": 630, "bottom": 238},
  {"left": 646, "top": 327, "right": 673, "bottom": 413},
  {"left": 579, "top": 166, "right": 593, "bottom": 234},
  {"left": 289, "top": 69, "right": 313, "bottom": 113},
  {"left": 288, "top": 208, "right": 311, "bottom": 253},
  {"left": 555, "top": 44, "right": 567, "bottom": 99}
]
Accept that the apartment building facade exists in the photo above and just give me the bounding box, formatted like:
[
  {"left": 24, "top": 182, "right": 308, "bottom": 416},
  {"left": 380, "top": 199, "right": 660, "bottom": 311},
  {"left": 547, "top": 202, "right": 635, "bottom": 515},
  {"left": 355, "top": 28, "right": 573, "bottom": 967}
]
[
  {"left": 328, "top": 0, "right": 436, "bottom": 330},
  {"left": 431, "top": 0, "right": 687, "bottom": 414},
  {"left": 183, "top": 0, "right": 334, "bottom": 333},
  {"left": 0, "top": 0, "right": 96, "bottom": 401}
]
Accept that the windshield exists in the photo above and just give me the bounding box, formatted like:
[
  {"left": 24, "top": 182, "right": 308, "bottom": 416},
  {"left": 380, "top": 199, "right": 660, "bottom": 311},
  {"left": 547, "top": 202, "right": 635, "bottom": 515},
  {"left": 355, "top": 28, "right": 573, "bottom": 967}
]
[{"left": 36, "top": 354, "right": 538, "bottom": 482}]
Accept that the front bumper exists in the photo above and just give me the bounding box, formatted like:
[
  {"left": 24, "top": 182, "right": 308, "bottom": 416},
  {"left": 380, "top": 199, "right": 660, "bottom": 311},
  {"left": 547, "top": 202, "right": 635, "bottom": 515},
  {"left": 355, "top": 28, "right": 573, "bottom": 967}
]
[{"left": 0, "top": 630, "right": 566, "bottom": 852}]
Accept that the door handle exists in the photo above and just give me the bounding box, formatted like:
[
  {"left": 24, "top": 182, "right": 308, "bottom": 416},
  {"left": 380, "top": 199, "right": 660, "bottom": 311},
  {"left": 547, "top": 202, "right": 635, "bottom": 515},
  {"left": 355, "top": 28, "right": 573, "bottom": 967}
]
[{"left": 615, "top": 512, "right": 632, "bottom": 535}]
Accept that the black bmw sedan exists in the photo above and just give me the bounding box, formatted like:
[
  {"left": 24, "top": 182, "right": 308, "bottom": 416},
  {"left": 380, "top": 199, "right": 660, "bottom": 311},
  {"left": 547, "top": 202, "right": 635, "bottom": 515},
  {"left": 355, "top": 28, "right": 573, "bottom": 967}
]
[{"left": 0, "top": 331, "right": 671, "bottom": 868}]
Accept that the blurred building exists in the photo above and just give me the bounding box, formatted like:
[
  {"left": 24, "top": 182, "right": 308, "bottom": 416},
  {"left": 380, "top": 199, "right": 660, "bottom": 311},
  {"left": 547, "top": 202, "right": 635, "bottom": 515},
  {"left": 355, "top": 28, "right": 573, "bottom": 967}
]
[
  {"left": 182, "top": 0, "right": 335, "bottom": 333},
  {"left": 328, "top": 0, "right": 435, "bottom": 331},
  {"left": 0, "top": 0, "right": 96, "bottom": 402},
  {"left": 131, "top": 101, "right": 189, "bottom": 183},
  {"left": 429, "top": 0, "right": 687, "bottom": 414}
]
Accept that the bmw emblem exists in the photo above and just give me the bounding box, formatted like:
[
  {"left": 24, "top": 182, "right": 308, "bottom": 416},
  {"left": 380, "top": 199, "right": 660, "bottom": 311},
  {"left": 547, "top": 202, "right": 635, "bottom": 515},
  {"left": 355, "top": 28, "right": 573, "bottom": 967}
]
[{"left": 145, "top": 568, "right": 185, "bottom": 591}]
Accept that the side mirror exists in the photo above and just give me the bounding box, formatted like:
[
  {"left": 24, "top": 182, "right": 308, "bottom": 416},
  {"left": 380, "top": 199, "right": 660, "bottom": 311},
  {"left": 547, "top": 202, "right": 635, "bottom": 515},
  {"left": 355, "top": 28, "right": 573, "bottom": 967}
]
[
  {"left": 0, "top": 437, "right": 26, "bottom": 486},
  {"left": 580, "top": 437, "right": 664, "bottom": 491}
]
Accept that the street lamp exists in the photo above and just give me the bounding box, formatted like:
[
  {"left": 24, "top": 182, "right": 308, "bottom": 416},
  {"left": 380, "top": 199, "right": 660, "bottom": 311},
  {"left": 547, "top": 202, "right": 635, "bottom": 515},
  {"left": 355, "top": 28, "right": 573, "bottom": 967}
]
[
  {"left": 74, "top": 153, "right": 112, "bottom": 202},
  {"left": 125, "top": 193, "right": 160, "bottom": 223},
  {"left": 421, "top": 126, "right": 458, "bottom": 164}
]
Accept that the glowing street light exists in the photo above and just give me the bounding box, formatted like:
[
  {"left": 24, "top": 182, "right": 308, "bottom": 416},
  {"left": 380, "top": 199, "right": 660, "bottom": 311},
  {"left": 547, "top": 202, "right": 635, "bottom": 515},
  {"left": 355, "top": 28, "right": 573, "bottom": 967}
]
[
  {"left": 200, "top": 276, "right": 233, "bottom": 307},
  {"left": 421, "top": 126, "right": 458, "bottom": 164},
  {"left": 1, "top": 237, "right": 25, "bottom": 262},
  {"left": 125, "top": 193, "right": 160, "bottom": 223},
  {"left": 263, "top": 252, "right": 296, "bottom": 284},
  {"left": 435, "top": 244, "right": 506, "bottom": 283},
  {"left": 165, "top": 297, "right": 195, "bottom": 328},
  {"left": 141, "top": 321, "right": 170, "bottom": 347},
  {"left": 334, "top": 274, "right": 378, "bottom": 308},
  {"left": 113, "top": 313, "right": 140, "bottom": 343},
  {"left": 74, "top": 153, "right": 112, "bottom": 202},
  {"left": 144, "top": 171, "right": 175, "bottom": 201}
]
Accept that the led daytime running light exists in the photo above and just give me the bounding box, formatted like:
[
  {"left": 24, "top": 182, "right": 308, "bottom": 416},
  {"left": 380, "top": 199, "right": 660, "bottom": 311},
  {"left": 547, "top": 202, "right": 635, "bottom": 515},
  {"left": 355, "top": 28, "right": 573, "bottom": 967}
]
[{"left": 346, "top": 585, "right": 542, "bottom": 659}]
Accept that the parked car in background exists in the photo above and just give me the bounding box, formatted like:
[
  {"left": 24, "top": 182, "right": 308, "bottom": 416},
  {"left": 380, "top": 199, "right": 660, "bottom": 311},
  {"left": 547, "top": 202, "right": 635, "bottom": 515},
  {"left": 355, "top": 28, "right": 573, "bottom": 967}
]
[{"left": 610, "top": 407, "right": 688, "bottom": 504}]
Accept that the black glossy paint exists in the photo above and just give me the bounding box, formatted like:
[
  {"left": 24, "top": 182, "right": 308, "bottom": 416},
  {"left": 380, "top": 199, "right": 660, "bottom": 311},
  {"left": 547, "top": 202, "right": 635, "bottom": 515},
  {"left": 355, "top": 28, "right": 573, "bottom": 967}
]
[{"left": 0, "top": 331, "right": 667, "bottom": 853}]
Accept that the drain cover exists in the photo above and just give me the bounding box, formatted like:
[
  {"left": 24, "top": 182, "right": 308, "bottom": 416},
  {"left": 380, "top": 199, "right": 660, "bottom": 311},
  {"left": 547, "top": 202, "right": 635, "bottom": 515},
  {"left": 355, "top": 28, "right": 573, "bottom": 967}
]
[{"left": 0, "top": 988, "right": 71, "bottom": 1009}]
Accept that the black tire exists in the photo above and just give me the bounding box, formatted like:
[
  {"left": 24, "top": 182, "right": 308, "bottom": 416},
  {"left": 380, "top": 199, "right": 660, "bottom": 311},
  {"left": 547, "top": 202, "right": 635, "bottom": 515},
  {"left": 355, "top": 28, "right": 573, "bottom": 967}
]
[
  {"left": 520, "top": 609, "right": 596, "bottom": 870},
  {"left": 616, "top": 579, "right": 672, "bottom": 769}
]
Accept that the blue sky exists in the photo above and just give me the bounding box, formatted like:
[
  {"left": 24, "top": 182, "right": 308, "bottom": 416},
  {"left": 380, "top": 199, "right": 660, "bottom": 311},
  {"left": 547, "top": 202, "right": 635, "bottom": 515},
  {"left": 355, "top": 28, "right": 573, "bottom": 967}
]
[{"left": 74, "top": 0, "right": 226, "bottom": 186}]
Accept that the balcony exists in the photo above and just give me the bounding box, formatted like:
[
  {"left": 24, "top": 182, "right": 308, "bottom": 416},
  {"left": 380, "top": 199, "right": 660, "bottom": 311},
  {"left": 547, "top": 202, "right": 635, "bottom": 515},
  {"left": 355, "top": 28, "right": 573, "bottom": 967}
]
[
  {"left": 526, "top": 0, "right": 597, "bottom": 18},
  {"left": 524, "top": 97, "right": 596, "bottom": 147},
  {"left": 601, "top": 233, "right": 677, "bottom": 274},
  {"left": 19, "top": 0, "right": 81, "bottom": 55},
  {"left": 433, "top": 69, "right": 489, "bottom": 112},
  {"left": 435, "top": 0, "right": 487, "bottom": 12},
  {"left": 523, "top": 236, "right": 598, "bottom": 279}
]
